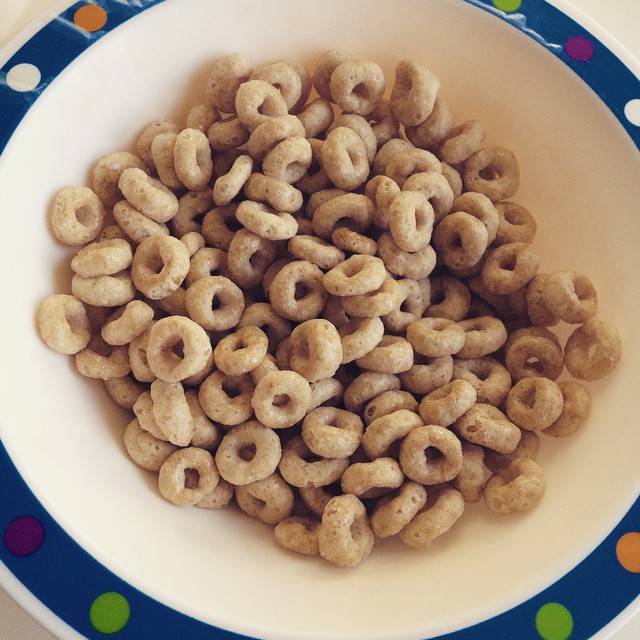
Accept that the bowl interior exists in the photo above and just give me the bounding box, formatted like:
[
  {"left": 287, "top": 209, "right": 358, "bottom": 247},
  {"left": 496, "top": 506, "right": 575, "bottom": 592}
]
[{"left": 1, "top": 1, "right": 639, "bottom": 639}]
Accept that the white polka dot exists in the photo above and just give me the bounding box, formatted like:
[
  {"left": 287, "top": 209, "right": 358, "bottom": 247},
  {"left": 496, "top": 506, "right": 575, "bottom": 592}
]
[
  {"left": 625, "top": 99, "right": 640, "bottom": 127},
  {"left": 6, "top": 63, "right": 41, "bottom": 92}
]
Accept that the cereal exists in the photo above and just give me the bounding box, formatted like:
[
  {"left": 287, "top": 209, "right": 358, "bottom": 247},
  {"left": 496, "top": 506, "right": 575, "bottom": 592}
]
[{"left": 39, "top": 50, "right": 622, "bottom": 569}]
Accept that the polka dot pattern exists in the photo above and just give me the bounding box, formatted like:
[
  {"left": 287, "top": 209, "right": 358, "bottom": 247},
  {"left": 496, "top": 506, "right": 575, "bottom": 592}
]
[{"left": 0, "top": 1, "right": 639, "bottom": 639}]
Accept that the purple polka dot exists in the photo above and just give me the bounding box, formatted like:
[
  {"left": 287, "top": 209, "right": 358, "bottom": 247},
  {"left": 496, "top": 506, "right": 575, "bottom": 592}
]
[
  {"left": 565, "top": 36, "right": 595, "bottom": 62},
  {"left": 4, "top": 516, "right": 45, "bottom": 556}
]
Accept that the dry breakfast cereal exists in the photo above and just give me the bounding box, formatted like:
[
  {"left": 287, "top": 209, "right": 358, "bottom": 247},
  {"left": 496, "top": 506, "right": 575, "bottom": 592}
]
[{"left": 38, "top": 51, "right": 622, "bottom": 568}]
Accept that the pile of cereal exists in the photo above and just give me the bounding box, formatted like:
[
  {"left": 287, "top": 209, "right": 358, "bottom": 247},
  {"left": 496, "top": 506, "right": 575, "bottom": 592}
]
[{"left": 38, "top": 51, "right": 622, "bottom": 567}]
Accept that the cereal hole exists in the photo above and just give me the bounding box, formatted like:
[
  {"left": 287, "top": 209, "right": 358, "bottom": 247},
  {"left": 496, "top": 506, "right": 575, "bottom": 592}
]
[
  {"left": 239, "top": 443, "right": 257, "bottom": 461},
  {"left": 184, "top": 467, "right": 201, "bottom": 489}
]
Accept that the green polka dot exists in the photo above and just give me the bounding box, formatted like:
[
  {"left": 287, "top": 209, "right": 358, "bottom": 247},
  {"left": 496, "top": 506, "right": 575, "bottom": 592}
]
[
  {"left": 492, "top": 0, "right": 522, "bottom": 12},
  {"left": 535, "top": 602, "right": 574, "bottom": 640},
  {"left": 89, "top": 592, "right": 130, "bottom": 634}
]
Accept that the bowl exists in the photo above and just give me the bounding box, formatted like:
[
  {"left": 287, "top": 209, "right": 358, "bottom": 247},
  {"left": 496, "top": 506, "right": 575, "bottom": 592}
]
[{"left": 1, "top": 1, "right": 639, "bottom": 639}]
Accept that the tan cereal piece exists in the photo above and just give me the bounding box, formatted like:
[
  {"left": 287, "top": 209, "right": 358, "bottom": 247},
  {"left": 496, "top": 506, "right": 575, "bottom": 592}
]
[
  {"left": 361, "top": 409, "right": 424, "bottom": 459},
  {"left": 542, "top": 269, "right": 598, "bottom": 325},
  {"left": 311, "top": 49, "right": 356, "bottom": 100},
  {"left": 199, "top": 371, "right": 255, "bottom": 426},
  {"left": 494, "top": 201, "right": 537, "bottom": 246},
  {"left": 463, "top": 145, "right": 520, "bottom": 202},
  {"left": 329, "top": 58, "right": 385, "bottom": 116},
  {"left": 505, "top": 376, "right": 564, "bottom": 432},
  {"left": 244, "top": 172, "right": 303, "bottom": 214},
  {"left": 101, "top": 300, "right": 154, "bottom": 346},
  {"left": 236, "top": 200, "right": 298, "bottom": 241},
  {"left": 363, "top": 390, "right": 419, "bottom": 426},
  {"left": 453, "top": 442, "right": 486, "bottom": 503},
  {"left": 483, "top": 429, "right": 541, "bottom": 474},
  {"left": 195, "top": 479, "right": 235, "bottom": 510},
  {"left": 123, "top": 418, "right": 179, "bottom": 472},
  {"left": 302, "top": 407, "right": 363, "bottom": 459},
  {"left": 74, "top": 338, "right": 131, "bottom": 380},
  {"left": 504, "top": 327, "right": 565, "bottom": 381},
  {"left": 438, "top": 119, "right": 486, "bottom": 165},
  {"left": 287, "top": 234, "right": 345, "bottom": 270},
  {"left": 543, "top": 380, "right": 592, "bottom": 438},
  {"left": 382, "top": 278, "right": 428, "bottom": 333},
  {"left": 321, "top": 126, "right": 370, "bottom": 191},
  {"left": 146, "top": 315, "right": 212, "bottom": 382},
  {"left": 484, "top": 457, "right": 545, "bottom": 515},
  {"left": 564, "top": 319, "right": 622, "bottom": 381},
  {"left": 185, "top": 275, "right": 244, "bottom": 331},
  {"left": 343, "top": 371, "right": 401, "bottom": 413},
  {"left": 251, "top": 61, "right": 304, "bottom": 111},
  {"left": 104, "top": 374, "right": 146, "bottom": 410},
  {"left": 235, "top": 472, "right": 295, "bottom": 524},
  {"left": 150, "top": 378, "right": 195, "bottom": 446},
  {"left": 407, "top": 317, "right": 466, "bottom": 358},
  {"left": 50, "top": 186, "right": 106, "bottom": 245},
  {"left": 456, "top": 316, "right": 508, "bottom": 359},
  {"left": 452, "top": 356, "right": 512, "bottom": 406},
  {"left": 185, "top": 102, "right": 221, "bottom": 133},
  {"left": 151, "top": 131, "right": 181, "bottom": 190},
  {"left": 92, "top": 151, "right": 147, "bottom": 208},
  {"left": 214, "top": 326, "right": 269, "bottom": 376},
  {"left": 278, "top": 436, "right": 349, "bottom": 489},
  {"left": 118, "top": 167, "right": 179, "bottom": 223},
  {"left": 398, "top": 354, "right": 454, "bottom": 396},
  {"left": 418, "top": 379, "right": 477, "bottom": 427},
  {"left": 215, "top": 420, "right": 281, "bottom": 486},
  {"left": 112, "top": 199, "right": 170, "bottom": 244},
  {"left": 307, "top": 377, "right": 345, "bottom": 413},
  {"left": 404, "top": 96, "right": 454, "bottom": 150},
  {"left": 274, "top": 516, "right": 321, "bottom": 556},
  {"left": 71, "top": 238, "right": 133, "bottom": 279},
  {"left": 481, "top": 242, "right": 540, "bottom": 296},
  {"left": 174, "top": 128, "right": 214, "bottom": 191},
  {"left": 235, "top": 79, "right": 289, "bottom": 131},
  {"left": 252, "top": 370, "right": 312, "bottom": 429},
  {"left": 158, "top": 447, "right": 220, "bottom": 506},
  {"left": 402, "top": 171, "right": 455, "bottom": 224},
  {"left": 390, "top": 59, "right": 440, "bottom": 127},
  {"left": 136, "top": 119, "right": 179, "bottom": 171},
  {"left": 339, "top": 316, "right": 385, "bottom": 364},
  {"left": 400, "top": 487, "right": 464, "bottom": 549},
  {"left": 206, "top": 53, "right": 253, "bottom": 113},
  {"left": 341, "top": 457, "right": 404, "bottom": 499},
  {"left": 207, "top": 116, "right": 250, "bottom": 151},
  {"left": 71, "top": 271, "right": 136, "bottom": 307},
  {"left": 432, "top": 211, "right": 489, "bottom": 272},
  {"left": 318, "top": 494, "right": 374, "bottom": 567},
  {"left": 38, "top": 294, "right": 91, "bottom": 355},
  {"left": 376, "top": 232, "right": 437, "bottom": 280},
  {"left": 227, "top": 228, "right": 278, "bottom": 289},
  {"left": 268, "top": 260, "right": 328, "bottom": 322},
  {"left": 370, "top": 481, "right": 427, "bottom": 538},
  {"left": 355, "top": 335, "right": 414, "bottom": 375},
  {"left": 455, "top": 403, "right": 521, "bottom": 454},
  {"left": 289, "top": 319, "right": 343, "bottom": 382},
  {"left": 262, "top": 136, "right": 313, "bottom": 184}
]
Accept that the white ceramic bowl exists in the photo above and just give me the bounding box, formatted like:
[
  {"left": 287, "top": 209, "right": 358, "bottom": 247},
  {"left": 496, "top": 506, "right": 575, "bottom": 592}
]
[{"left": 1, "top": 1, "right": 639, "bottom": 639}]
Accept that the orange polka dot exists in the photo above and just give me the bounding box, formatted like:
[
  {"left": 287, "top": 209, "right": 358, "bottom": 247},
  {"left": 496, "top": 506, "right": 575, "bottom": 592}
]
[
  {"left": 74, "top": 5, "right": 108, "bottom": 32},
  {"left": 616, "top": 532, "right": 640, "bottom": 573}
]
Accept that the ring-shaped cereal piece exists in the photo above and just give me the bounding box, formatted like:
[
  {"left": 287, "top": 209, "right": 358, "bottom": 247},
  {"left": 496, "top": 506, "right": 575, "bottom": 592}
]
[
  {"left": 101, "top": 300, "right": 154, "bottom": 346},
  {"left": 302, "top": 407, "right": 364, "bottom": 458},
  {"left": 186, "top": 102, "right": 220, "bottom": 133},
  {"left": 425, "top": 276, "right": 471, "bottom": 321},
  {"left": 151, "top": 131, "right": 181, "bottom": 190},
  {"left": 123, "top": 418, "right": 179, "bottom": 472},
  {"left": 355, "top": 335, "right": 414, "bottom": 375},
  {"left": 321, "top": 126, "right": 370, "bottom": 191},
  {"left": 74, "top": 338, "right": 131, "bottom": 381},
  {"left": 455, "top": 403, "right": 521, "bottom": 454},
  {"left": 186, "top": 247, "right": 228, "bottom": 285},
  {"left": 525, "top": 274, "right": 560, "bottom": 327},
  {"left": 262, "top": 136, "right": 313, "bottom": 184},
  {"left": 146, "top": 315, "right": 212, "bottom": 382},
  {"left": 418, "top": 379, "right": 477, "bottom": 427},
  {"left": 311, "top": 49, "right": 356, "bottom": 99},
  {"left": 323, "top": 254, "right": 386, "bottom": 297},
  {"left": 365, "top": 174, "right": 401, "bottom": 230},
  {"left": 388, "top": 191, "right": 434, "bottom": 252},
  {"left": 243, "top": 172, "right": 303, "bottom": 214},
  {"left": 201, "top": 204, "right": 240, "bottom": 251},
  {"left": 453, "top": 442, "right": 486, "bottom": 503},
  {"left": 312, "top": 191, "right": 374, "bottom": 240},
  {"left": 329, "top": 58, "right": 385, "bottom": 116},
  {"left": 338, "top": 316, "right": 385, "bottom": 364},
  {"left": 318, "top": 494, "right": 374, "bottom": 568},
  {"left": 131, "top": 234, "right": 190, "bottom": 300},
  {"left": 296, "top": 97, "right": 334, "bottom": 138},
  {"left": 235, "top": 79, "right": 289, "bottom": 131},
  {"left": 494, "top": 201, "right": 537, "bottom": 246},
  {"left": 213, "top": 154, "right": 253, "bottom": 206},
  {"left": 402, "top": 171, "right": 455, "bottom": 224},
  {"left": 452, "top": 191, "right": 500, "bottom": 245},
  {"left": 398, "top": 354, "right": 454, "bottom": 395},
  {"left": 341, "top": 457, "right": 404, "bottom": 499},
  {"left": 206, "top": 53, "right": 252, "bottom": 113},
  {"left": 400, "top": 487, "right": 465, "bottom": 549},
  {"left": 274, "top": 516, "right": 321, "bottom": 556},
  {"left": 158, "top": 447, "right": 220, "bottom": 506},
  {"left": 382, "top": 278, "right": 428, "bottom": 334},
  {"left": 252, "top": 370, "right": 312, "bottom": 429},
  {"left": 463, "top": 145, "right": 520, "bottom": 202},
  {"left": 504, "top": 329, "right": 565, "bottom": 381},
  {"left": 368, "top": 98, "right": 401, "bottom": 147},
  {"left": 248, "top": 114, "right": 306, "bottom": 160},
  {"left": 390, "top": 59, "right": 440, "bottom": 127},
  {"left": 279, "top": 436, "right": 349, "bottom": 489},
  {"left": 213, "top": 326, "right": 269, "bottom": 376},
  {"left": 438, "top": 119, "right": 486, "bottom": 165},
  {"left": 506, "top": 376, "right": 564, "bottom": 431},
  {"left": 484, "top": 457, "right": 545, "bottom": 515},
  {"left": 236, "top": 200, "right": 298, "bottom": 241},
  {"left": 227, "top": 228, "right": 278, "bottom": 289},
  {"left": 456, "top": 315, "right": 508, "bottom": 359},
  {"left": 432, "top": 211, "right": 489, "bottom": 272},
  {"left": 71, "top": 272, "right": 136, "bottom": 307},
  {"left": 377, "top": 232, "right": 437, "bottom": 280},
  {"left": 371, "top": 481, "right": 428, "bottom": 538},
  {"left": 363, "top": 390, "right": 419, "bottom": 426},
  {"left": 268, "top": 260, "right": 328, "bottom": 322},
  {"left": 112, "top": 199, "right": 169, "bottom": 245},
  {"left": 407, "top": 317, "right": 466, "bottom": 358},
  {"left": 104, "top": 374, "right": 146, "bottom": 411},
  {"left": 404, "top": 96, "right": 454, "bottom": 151},
  {"left": 199, "top": 371, "right": 255, "bottom": 426},
  {"left": 543, "top": 380, "right": 592, "bottom": 438},
  {"left": 250, "top": 61, "right": 303, "bottom": 111},
  {"left": 343, "top": 371, "right": 400, "bottom": 414},
  {"left": 541, "top": 269, "right": 598, "bottom": 325},
  {"left": 238, "top": 302, "right": 292, "bottom": 354},
  {"left": 38, "top": 294, "right": 91, "bottom": 355},
  {"left": 482, "top": 427, "right": 540, "bottom": 474},
  {"left": 92, "top": 151, "right": 148, "bottom": 209},
  {"left": 184, "top": 275, "right": 244, "bottom": 332},
  {"left": 119, "top": 167, "right": 179, "bottom": 223},
  {"left": 361, "top": 408, "right": 424, "bottom": 459},
  {"left": 385, "top": 147, "right": 442, "bottom": 188},
  {"left": 179, "top": 231, "right": 205, "bottom": 257},
  {"left": 399, "top": 425, "right": 463, "bottom": 485},
  {"left": 327, "top": 114, "right": 377, "bottom": 163},
  {"left": 235, "top": 473, "right": 295, "bottom": 525},
  {"left": 50, "top": 186, "right": 106, "bottom": 245},
  {"left": 215, "top": 420, "right": 282, "bottom": 486},
  {"left": 564, "top": 319, "right": 622, "bottom": 381},
  {"left": 150, "top": 378, "right": 195, "bottom": 446},
  {"left": 288, "top": 319, "right": 343, "bottom": 382},
  {"left": 341, "top": 276, "right": 403, "bottom": 319},
  {"left": 308, "top": 377, "right": 345, "bottom": 412},
  {"left": 287, "top": 234, "right": 345, "bottom": 270},
  {"left": 331, "top": 227, "right": 377, "bottom": 256},
  {"left": 71, "top": 239, "right": 133, "bottom": 279},
  {"left": 136, "top": 119, "right": 179, "bottom": 171},
  {"left": 196, "top": 479, "right": 235, "bottom": 510},
  {"left": 207, "top": 116, "right": 250, "bottom": 151},
  {"left": 480, "top": 242, "right": 540, "bottom": 296},
  {"left": 452, "top": 356, "right": 511, "bottom": 406}
]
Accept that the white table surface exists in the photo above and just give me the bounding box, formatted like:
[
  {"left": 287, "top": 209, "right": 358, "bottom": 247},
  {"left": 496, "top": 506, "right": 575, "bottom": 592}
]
[{"left": 1, "top": 0, "right": 639, "bottom": 638}]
